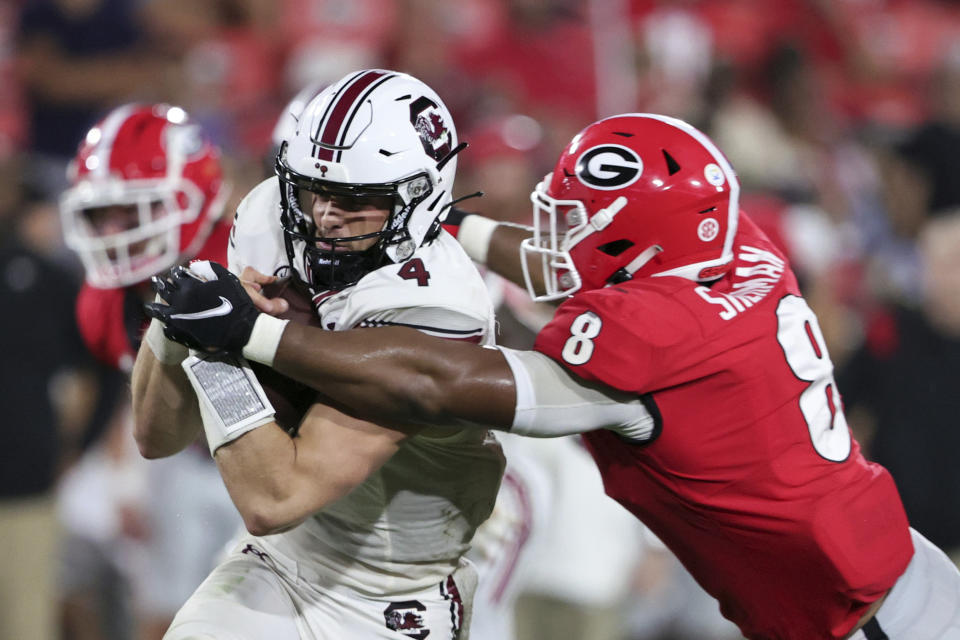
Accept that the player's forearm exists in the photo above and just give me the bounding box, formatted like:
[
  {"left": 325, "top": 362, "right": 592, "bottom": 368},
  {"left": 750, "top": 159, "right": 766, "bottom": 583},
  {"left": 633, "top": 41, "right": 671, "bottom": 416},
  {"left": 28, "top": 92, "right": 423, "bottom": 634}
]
[
  {"left": 214, "top": 406, "right": 395, "bottom": 536},
  {"left": 486, "top": 223, "right": 538, "bottom": 291},
  {"left": 213, "top": 426, "right": 320, "bottom": 535},
  {"left": 130, "top": 342, "right": 202, "bottom": 458},
  {"left": 271, "top": 324, "right": 516, "bottom": 429},
  {"left": 457, "top": 215, "right": 534, "bottom": 291},
  {"left": 272, "top": 331, "right": 657, "bottom": 442}
]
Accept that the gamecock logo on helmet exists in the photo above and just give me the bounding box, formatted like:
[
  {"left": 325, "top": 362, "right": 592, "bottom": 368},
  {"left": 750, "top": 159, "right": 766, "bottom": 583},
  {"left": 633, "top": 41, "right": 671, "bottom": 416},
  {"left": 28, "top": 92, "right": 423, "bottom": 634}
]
[{"left": 409, "top": 96, "right": 452, "bottom": 162}]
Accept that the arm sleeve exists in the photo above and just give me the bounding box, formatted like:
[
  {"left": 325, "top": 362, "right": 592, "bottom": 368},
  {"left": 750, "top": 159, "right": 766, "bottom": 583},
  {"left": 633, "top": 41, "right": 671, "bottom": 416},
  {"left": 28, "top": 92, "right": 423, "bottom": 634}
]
[{"left": 499, "top": 347, "right": 658, "bottom": 442}]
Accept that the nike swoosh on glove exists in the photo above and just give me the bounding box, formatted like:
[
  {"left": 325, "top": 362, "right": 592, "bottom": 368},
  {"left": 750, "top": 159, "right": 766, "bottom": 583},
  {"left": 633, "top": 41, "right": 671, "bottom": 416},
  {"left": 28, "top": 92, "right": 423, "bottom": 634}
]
[{"left": 144, "top": 261, "right": 261, "bottom": 353}]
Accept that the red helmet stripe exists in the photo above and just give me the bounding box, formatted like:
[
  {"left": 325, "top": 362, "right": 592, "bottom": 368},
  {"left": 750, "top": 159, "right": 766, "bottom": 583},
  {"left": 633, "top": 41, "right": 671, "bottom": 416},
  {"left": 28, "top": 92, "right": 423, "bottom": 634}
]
[
  {"left": 310, "top": 70, "right": 366, "bottom": 160},
  {"left": 334, "top": 74, "right": 396, "bottom": 162},
  {"left": 311, "top": 70, "right": 391, "bottom": 161}
]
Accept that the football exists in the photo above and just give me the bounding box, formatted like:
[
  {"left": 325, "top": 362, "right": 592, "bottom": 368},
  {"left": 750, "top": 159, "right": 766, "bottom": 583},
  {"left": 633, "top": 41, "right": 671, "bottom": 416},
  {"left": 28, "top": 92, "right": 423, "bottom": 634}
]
[{"left": 250, "top": 277, "right": 320, "bottom": 434}]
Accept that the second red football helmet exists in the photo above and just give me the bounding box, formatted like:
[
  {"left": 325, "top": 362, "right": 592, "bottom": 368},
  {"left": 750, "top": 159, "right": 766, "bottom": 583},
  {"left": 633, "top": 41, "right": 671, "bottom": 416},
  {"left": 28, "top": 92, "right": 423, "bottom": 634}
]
[
  {"left": 522, "top": 113, "right": 740, "bottom": 300},
  {"left": 60, "top": 104, "right": 227, "bottom": 288}
]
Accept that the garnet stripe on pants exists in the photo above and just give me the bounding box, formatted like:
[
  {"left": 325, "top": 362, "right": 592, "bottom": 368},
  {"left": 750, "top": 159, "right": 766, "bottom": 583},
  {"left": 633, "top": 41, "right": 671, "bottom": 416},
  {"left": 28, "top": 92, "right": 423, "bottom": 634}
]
[{"left": 440, "top": 575, "right": 464, "bottom": 638}]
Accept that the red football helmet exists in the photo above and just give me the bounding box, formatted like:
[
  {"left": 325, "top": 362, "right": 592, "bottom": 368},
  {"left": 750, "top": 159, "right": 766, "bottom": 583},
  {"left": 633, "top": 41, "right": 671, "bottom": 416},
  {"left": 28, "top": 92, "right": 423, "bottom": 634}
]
[
  {"left": 522, "top": 113, "right": 740, "bottom": 301},
  {"left": 60, "top": 104, "right": 227, "bottom": 288}
]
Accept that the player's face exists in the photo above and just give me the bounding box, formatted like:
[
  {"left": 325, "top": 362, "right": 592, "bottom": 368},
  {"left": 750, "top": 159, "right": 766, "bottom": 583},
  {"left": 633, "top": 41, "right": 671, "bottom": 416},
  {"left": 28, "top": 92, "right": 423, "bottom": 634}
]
[
  {"left": 83, "top": 203, "right": 140, "bottom": 235},
  {"left": 306, "top": 192, "right": 392, "bottom": 252},
  {"left": 82, "top": 203, "right": 162, "bottom": 259}
]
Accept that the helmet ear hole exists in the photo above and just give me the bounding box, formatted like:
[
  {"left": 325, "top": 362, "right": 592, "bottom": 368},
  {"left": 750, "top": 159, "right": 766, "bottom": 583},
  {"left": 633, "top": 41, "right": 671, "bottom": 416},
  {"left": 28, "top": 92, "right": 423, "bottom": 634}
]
[
  {"left": 662, "top": 149, "right": 681, "bottom": 175},
  {"left": 597, "top": 239, "right": 634, "bottom": 257}
]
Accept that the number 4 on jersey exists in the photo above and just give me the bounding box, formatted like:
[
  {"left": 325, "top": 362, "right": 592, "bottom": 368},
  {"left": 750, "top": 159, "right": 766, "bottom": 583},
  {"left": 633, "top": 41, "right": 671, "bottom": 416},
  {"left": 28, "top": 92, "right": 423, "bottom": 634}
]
[{"left": 398, "top": 258, "right": 430, "bottom": 286}]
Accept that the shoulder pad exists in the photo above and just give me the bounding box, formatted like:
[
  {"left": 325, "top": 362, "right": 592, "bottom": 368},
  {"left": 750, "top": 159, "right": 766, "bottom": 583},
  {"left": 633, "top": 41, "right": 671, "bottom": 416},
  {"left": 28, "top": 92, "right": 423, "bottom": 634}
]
[
  {"left": 228, "top": 179, "right": 287, "bottom": 276},
  {"left": 337, "top": 235, "right": 495, "bottom": 335},
  {"left": 76, "top": 284, "right": 137, "bottom": 371}
]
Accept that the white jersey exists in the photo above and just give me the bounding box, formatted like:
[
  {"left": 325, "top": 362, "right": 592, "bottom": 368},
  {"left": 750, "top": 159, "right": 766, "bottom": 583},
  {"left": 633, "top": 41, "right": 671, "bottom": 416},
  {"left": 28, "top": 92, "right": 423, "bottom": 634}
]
[{"left": 229, "top": 179, "right": 505, "bottom": 596}]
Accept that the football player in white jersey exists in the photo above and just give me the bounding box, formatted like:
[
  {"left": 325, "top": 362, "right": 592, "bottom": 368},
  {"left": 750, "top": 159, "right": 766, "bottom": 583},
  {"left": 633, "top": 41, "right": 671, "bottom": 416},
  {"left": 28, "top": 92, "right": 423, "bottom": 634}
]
[{"left": 131, "top": 69, "right": 505, "bottom": 639}]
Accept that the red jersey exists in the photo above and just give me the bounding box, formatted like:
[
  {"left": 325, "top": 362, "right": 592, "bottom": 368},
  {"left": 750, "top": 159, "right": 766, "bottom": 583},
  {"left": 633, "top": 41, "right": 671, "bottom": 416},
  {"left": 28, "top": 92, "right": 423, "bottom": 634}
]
[
  {"left": 76, "top": 221, "right": 231, "bottom": 372},
  {"left": 534, "top": 214, "right": 912, "bottom": 640}
]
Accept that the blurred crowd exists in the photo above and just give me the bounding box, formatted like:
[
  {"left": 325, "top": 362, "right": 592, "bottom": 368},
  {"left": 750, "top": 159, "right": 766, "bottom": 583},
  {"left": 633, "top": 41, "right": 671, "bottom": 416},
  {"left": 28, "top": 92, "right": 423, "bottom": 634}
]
[{"left": 2, "top": 0, "right": 959, "bottom": 639}]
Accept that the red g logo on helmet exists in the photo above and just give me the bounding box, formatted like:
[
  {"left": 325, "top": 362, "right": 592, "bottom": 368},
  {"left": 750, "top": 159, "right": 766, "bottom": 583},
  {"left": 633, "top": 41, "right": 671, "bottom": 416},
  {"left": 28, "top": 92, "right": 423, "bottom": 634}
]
[{"left": 575, "top": 145, "right": 643, "bottom": 190}]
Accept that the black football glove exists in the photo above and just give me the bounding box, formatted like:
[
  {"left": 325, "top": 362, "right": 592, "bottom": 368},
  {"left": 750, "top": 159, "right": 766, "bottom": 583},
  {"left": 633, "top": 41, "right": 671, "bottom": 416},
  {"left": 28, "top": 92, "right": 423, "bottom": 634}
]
[{"left": 144, "top": 261, "right": 260, "bottom": 353}]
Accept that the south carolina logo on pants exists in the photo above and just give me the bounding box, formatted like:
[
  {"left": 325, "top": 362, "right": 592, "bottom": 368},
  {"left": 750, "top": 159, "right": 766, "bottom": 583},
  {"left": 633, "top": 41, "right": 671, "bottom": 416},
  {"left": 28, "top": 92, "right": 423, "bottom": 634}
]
[{"left": 384, "top": 600, "right": 429, "bottom": 639}]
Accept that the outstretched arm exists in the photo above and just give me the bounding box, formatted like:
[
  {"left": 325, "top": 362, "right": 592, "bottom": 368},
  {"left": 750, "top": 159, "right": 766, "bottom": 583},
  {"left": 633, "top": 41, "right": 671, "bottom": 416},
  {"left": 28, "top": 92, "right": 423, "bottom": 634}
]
[
  {"left": 271, "top": 323, "right": 657, "bottom": 443},
  {"left": 273, "top": 323, "right": 517, "bottom": 429},
  {"left": 454, "top": 212, "right": 541, "bottom": 293},
  {"left": 144, "top": 261, "right": 656, "bottom": 441}
]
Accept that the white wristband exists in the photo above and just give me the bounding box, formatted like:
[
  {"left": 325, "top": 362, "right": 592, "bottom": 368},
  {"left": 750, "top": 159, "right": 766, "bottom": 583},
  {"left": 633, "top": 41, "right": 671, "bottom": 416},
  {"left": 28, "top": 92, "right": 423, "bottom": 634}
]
[
  {"left": 242, "top": 314, "right": 290, "bottom": 367},
  {"left": 458, "top": 215, "right": 499, "bottom": 265},
  {"left": 182, "top": 352, "right": 276, "bottom": 455},
  {"left": 144, "top": 317, "right": 188, "bottom": 365}
]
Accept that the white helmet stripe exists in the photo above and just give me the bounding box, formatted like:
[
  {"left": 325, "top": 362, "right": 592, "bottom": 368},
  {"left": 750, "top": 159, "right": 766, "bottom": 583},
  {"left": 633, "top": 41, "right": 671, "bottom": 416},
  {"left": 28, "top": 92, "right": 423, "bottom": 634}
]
[
  {"left": 88, "top": 103, "right": 140, "bottom": 179},
  {"left": 602, "top": 112, "right": 740, "bottom": 267}
]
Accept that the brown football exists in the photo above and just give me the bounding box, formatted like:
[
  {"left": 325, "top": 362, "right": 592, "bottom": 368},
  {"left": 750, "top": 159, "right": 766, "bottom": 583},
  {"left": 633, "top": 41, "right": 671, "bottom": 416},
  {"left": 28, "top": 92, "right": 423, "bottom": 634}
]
[{"left": 250, "top": 278, "right": 320, "bottom": 434}]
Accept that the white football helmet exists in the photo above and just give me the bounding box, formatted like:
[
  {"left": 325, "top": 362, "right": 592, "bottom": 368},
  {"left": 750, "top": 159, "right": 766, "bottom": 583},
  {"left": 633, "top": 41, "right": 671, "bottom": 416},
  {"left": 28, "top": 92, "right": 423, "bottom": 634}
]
[
  {"left": 275, "top": 69, "right": 461, "bottom": 290},
  {"left": 268, "top": 80, "right": 326, "bottom": 170}
]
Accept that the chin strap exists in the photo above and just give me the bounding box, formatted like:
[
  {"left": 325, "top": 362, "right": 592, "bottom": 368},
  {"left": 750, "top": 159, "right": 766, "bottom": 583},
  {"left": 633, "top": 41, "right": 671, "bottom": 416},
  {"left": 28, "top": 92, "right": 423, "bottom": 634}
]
[
  {"left": 440, "top": 191, "right": 484, "bottom": 214},
  {"left": 607, "top": 244, "right": 663, "bottom": 286},
  {"left": 565, "top": 196, "right": 629, "bottom": 250}
]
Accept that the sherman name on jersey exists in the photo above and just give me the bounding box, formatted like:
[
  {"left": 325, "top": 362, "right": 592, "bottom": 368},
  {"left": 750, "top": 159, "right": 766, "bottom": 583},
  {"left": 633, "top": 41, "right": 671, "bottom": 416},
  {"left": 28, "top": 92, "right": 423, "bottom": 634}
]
[{"left": 534, "top": 214, "right": 913, "bottom": 640}]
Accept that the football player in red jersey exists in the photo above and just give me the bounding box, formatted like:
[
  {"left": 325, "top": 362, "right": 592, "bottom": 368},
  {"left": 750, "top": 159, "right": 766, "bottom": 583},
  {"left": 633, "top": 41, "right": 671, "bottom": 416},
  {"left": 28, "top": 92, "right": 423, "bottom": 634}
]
[
  {"left": 146, "top": 114, "right": 960, "bottom": 639},
  {"left": 59, "top": 103, "right": 240, "bottom": 639},
  {"left": 61, "top": 103, "right": 232, "bottom": 372}
]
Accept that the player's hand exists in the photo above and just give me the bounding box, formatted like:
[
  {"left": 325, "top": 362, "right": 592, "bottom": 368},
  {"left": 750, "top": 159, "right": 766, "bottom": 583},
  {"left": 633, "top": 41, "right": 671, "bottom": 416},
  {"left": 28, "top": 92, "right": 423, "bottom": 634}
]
[
  {"left": 238, "top": 267, "right": 289, "bottom": 316},
  {"left": 440, "top": 207, "right": 474, "bottom": 238},
  {"left": 144, "top": 261, "right": 260, "bottom": 353}
]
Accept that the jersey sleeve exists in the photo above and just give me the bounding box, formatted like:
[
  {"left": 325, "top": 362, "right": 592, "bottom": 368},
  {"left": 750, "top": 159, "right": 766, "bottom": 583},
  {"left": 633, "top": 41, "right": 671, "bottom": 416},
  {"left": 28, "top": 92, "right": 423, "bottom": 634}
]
[
  {"left": 360, "top": 305, "right": 488, "bottom": 343},
  {"left": 227, "top": 179, "right": 288, "bottom": 277},
  {"left": 337, "top": 234, "right": 496, "bottom": 344},
  {"left": 194, "top": 219, "right": 232, "bottom": 266},
  {"left": 75, "top": 284, "right": 137, "bottom": 371}
]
